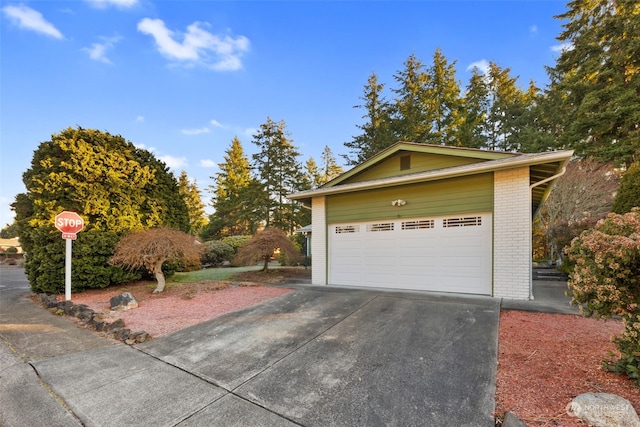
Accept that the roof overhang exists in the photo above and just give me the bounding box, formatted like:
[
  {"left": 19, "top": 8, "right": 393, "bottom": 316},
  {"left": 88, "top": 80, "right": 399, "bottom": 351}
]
[{"left": 289, "top": 149, "right": 574, "bottom": 218}]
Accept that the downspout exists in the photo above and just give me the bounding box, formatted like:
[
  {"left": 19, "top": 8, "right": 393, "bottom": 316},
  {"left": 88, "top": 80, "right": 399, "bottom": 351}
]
[{"left": 527, "top": 165, "right": 567, "bottom": 300}]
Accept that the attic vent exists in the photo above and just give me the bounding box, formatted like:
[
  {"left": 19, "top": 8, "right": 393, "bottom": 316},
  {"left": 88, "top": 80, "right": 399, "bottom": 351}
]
[
  {"left": 402, "top": 219, "right": 434, "bottom": 230},
  {"left": 335, "top": 225, "right": 359, "bottom": 234},
  {"left": 367, "top": 222, "right": 394, "bottom": 232},
  {"left": 443, "top": 216, "right": 482, "bottom": 228},
  {"left": 400, "top": 155, "right": 411, "bottom": 171}
]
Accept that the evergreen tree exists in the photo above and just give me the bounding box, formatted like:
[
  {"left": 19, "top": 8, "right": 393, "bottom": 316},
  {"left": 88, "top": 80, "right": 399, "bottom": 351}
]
[
  {"left": 485, "top": 62, "right": 528, "bottom": 151},
  {"left": 547, "top": 0, "right": 640, "bottom": 165},
  {"left": 251, "top": 118, "right": 305, "bottom": 234},
  {"left": 612, "top": 162, "right": 640, "bottom": 214},
  {"left": 304, "top": 157, "right": 323, "bottom": 189},
  {"left": 177, "top": 171, "right": 208, "bottom": 235},
  {"left": 344, "top": 72, "right": 394, "bottom": 165},
  {"left": 424, "top": 48, "right": 462, "bottom": 146},
  {"left": 456, "top": 67, "right": 490, "bottom": 149},
  {"left": 320, "top": 145, "right": 343, "bottom": 183},
  {"left": 207, "top": 136, "right": 259, "bottom": 239},
  {"left": 14, "top": 127, "right": 189, "bottom": 293},
  {"left": 0, "top": 222, "right": 19, "bottom": 238},
  {"left": 390, "top": 54, "right": 432, "bottom": 143}
]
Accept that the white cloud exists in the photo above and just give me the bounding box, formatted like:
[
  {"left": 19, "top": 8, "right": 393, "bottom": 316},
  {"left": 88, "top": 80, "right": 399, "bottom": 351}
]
[
  {"left": 181, "top": 127, "right": 210, "bottom": 135},
  {"left": 2, "top": 4, "right": 63, "bottom": 39},
  {"left": 551, "top": 42, "right": 573, "bottom": 53},
  {"left": 84, "top": 0, "right": 138, "bottom": 9},
  {"left": 243, "top": 127, "right": 257, "bottom": 138},
  {"left": 137, "top": 18, "right": 250, "bottom": 71},
  {"left": 83, "top": 35, "right": 122, "bottom": 64},
  {"left": 200, "top": 159, "right": 217, "bottom": 168},
  {"left": 159, "top": 155, "right": 187, "bottom": 169},
  {"left": 210, "top": 119, "right": 226, "bottom": 128},
  {"left": 133, "top": 142, "right": 156, "bottom": 152},
  {"left": 135, "top": 115, "right": 145, "bottom": 123},
  {"left": 529, "top": 25, "right": 538, "bottom": 36},
  {"left": 466, "top": 59, "right": 490, "bottom": 75}
]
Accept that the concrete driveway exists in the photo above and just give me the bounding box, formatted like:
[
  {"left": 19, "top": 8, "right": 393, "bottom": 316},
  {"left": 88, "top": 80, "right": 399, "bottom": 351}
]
[{"left": 31, "top": 287, "right": 499, "bottom": 426}]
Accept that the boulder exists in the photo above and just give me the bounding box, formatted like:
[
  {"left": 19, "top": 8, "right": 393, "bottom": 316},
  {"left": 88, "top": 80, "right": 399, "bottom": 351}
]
[
  {"left": 567, "top": 392, "right": 640, "bottom": 427},
  {"left": 109, "top": 292, "right": 138, "bottom": 311}
]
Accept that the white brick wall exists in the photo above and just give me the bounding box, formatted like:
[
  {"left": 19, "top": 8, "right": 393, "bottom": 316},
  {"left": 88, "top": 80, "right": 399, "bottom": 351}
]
[
  {"left": 311, "top": 196, "right": 327, "bottom": 285},
  {"left": 493, "top": 167, "right": 531, "bottom": 300}
]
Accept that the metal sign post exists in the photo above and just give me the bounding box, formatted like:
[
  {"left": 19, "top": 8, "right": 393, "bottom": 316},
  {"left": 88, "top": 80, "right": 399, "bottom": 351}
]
[
  {"left": 54, "top": 211, "right": 85, "bottom": 301},
  {"left": 65, "top": 238, "right": 72, "bottom": 300}
]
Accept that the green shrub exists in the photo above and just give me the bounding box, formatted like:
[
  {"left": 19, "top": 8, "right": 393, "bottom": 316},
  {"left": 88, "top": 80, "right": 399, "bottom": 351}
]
[
  {"left": 612, "top": 162, "right": 640, "bottom": 214},
  {"left": 221, "top": 235, "right": 251, "bottom": 253},
  {"left": 566, "top": 208, "right": 640, "bottom": 384},
  {"left": 202, "top": 241, "right": 235, "bottom": 266}
]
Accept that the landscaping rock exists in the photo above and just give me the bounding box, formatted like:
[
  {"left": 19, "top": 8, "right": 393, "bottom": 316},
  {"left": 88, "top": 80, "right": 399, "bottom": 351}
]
[
  {"left": 58, "top": 300, "right": 75, "bottom": 315},
  {"left": 38, "top": 293, "right": 58, "bottom": 308},
  {"left": 39, "top": 297, "right": 153, "bottom": 345},
  {"left": 109, "top": 292, "right": 138, "bottom": 311},
  {"left": 77, "top": 307, "right": 95, "bottom": 322},
  {"left": 566, "top": 392, "right": 640, "bottom": 427},
  {"left": 104, "top": 318, "right": 125, "bottom": 332},
  {"left": 130, "top": 331, "right": 151, "bottom": 343},
  {"left": 111, "top": 328, "right": 131, "bottom": 341}
]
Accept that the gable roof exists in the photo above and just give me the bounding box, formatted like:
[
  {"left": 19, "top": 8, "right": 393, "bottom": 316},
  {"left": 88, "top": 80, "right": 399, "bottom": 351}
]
[
  {"left": 289, "top": 142, "right": 574, "bottom": 218},
  {"left": 325, "top": 142, "right": 517, "bottom": 188}
]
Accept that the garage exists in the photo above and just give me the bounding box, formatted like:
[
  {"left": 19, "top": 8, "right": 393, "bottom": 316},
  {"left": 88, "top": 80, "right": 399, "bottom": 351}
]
[
  {"left": 289, "top": 142, "right": 573, "bottom": 300},
  {"left": 328, "top": 214, "right": 492, "bottom": 295}
]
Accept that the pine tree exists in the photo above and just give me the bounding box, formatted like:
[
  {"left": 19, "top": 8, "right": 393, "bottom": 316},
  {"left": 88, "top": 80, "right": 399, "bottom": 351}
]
[
  {"left": 547, "top": 0, "right": 640, "bottom": 165},
  {"left": 424, "top": 48, "right": 462, "bottom": 146},
  {"left": 485, "top": 62, "right": 528, "bottom": 151},
  {"left": 177, "top": 171, "right": 208, "bottom": 235},
  {"left": 251, "top": 118, "right": 305, "bottom": 234},
  {"left": 304, "top": 157, "right": 323, "bottom": 189},
  {"left": 456, "top": 67, "right": 491, "bottom": 149},
  {"left": 390, "top": 54, "right": 432, "bottom": 143},
  {"left": 344, "top": 72, "right": 394, "bottom": 165},
  {"left": 207, "top": 136, "right": 258, "bottom": 239},
  {"left": 320, "top": 145, "right": 343, "bottom": 183}
]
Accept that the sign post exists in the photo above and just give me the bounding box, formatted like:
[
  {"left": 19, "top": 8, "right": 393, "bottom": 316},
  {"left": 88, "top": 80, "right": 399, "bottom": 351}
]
[{"left": 54, "top": 211, "right": 85, "bottom": 301}]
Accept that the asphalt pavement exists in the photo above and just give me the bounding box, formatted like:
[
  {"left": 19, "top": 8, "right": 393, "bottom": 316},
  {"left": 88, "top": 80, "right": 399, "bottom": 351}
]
[{"left": 0, "top": 267, "right": 577, "bottom": 427}]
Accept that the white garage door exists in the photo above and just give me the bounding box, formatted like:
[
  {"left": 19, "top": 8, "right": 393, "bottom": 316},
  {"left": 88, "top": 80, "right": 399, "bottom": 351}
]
[{"left": 328, "top": 214, "right": 492, "bottom": 295}]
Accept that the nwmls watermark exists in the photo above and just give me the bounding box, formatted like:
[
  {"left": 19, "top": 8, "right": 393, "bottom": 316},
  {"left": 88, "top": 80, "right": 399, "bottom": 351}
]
[{"left": 566, "top": 393, "right": 640, "bottom": 427}]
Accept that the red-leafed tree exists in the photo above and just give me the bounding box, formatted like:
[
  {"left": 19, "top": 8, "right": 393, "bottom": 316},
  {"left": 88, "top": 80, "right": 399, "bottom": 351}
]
[{"left": 109, "top": 227, "right": 203, "bottom": 293}]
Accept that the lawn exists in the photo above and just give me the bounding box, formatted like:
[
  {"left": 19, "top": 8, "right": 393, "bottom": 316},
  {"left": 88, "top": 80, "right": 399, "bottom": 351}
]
[{"left": 171, "top": 265, "right": 264, "bottom": 283}]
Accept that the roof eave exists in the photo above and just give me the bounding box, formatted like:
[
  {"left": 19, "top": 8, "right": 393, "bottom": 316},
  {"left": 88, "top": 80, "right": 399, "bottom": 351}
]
[{"left": 289, "top": 150, "right": 574, "bottom": 200}]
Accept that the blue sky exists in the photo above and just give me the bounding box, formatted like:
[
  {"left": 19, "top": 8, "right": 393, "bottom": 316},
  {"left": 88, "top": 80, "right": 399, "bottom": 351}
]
[{"left": 0, "top": 0, "right": 569, "bottom": 229}]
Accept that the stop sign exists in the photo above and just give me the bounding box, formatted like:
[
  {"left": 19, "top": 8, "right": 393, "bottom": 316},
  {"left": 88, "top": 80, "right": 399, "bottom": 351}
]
[{"left": 55, "top": 211, "right": 84, "bottom": 239}]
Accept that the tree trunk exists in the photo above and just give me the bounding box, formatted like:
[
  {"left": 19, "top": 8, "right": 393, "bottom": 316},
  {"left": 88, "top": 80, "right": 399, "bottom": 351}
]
[
  {"left": 153, "top": 260, "right": 166, "bottom": 293},
  {"left": 262, "top": 255, "right": 270, "bottom": 272}
]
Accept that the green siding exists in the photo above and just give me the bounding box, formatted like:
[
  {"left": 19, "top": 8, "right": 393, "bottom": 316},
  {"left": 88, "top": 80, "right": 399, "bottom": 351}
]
[
  {"left": 326, "top": 173, "right": 493, "bottom": 223},
  {"left": 344, "top": 152, "right": 484, "bottom": 183}
]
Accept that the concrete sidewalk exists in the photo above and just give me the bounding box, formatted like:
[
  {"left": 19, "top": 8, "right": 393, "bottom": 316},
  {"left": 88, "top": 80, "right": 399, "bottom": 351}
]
[
  {"left": 500, "top": 280, "right": 579, "bottom": 315},
  {"left": 1, "top": 267, "right": 577, "bottom": 427}
]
